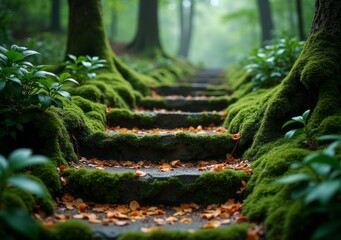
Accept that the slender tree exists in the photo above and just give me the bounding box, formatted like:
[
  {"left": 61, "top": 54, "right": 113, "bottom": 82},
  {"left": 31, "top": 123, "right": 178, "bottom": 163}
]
[
  {"left": 50, "top": 0, "right": 61, "bottom": 32},
  {"left": 296, "top": 0, "right": 305, "bottom": 40},
  {"left": 257, "top": 0, "right": 274, "bottom": 45},
  {"left": 127, "top": 0, "right": 165, "bottom": 57},
  {"left": 178, "top": 0, "right": 195, "bottom": 58}
]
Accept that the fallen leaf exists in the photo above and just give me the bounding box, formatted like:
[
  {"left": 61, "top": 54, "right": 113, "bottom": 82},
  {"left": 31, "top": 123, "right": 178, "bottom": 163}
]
[
  {"left": 165, "top": 216, "right": 178, "bottom": 224},
  {"left": 129, "top": 200, "right": 140, "bottom": 211},
  {"left": 201, "top": 220, "right": 221, "bottom": 229},
  {"left": 78, "top": 203, "right": 88, "bottom": 213},
  {"left": 112, "top": 219, "right": 129, "bottom": 226},
  {"left": 136, "top": 170, "right": 147, "bottom": 177},
  {"left": 231, "top": 132, "right": 241, "bottom": 140},
  {"left": 141, "top": 227, "right": 162, "bottom": 233},
  {"left": 179, "top": 218, "right": 192, "bottom": 224},
  {"left": 170, "top": 160, "right": 181, "bottom": 167}
]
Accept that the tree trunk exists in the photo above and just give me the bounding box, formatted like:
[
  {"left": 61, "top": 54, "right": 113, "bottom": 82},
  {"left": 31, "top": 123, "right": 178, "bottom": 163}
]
[
  {"left": 127, "top": 0, "right": 164, "bottom": 57},
  {"left": 66, "top": 0, "right": 151, "bottom": 95},
  {"left": 288, "top": 0, "right": 295, "bottom": 35},
  {"left": 110, "top": 0, "right": 118, "bottom": 42},
  {"left": 296, "top": 0, "right": 305, "bottom": 40},
  {"left": 246, "top": 0, "right": 341, "bottom": 157},
  {"left": 178, "top": 0, "right": 194, "bottom": 58},
  {"left": 257, "top": 0, "right": 274, "bottom": 45},
  {"left": 50, "top": 0, "right": 61, "bottom": 32}
]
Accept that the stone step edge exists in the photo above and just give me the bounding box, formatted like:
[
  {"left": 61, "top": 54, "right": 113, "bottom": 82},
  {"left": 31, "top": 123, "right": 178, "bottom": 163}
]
[{"left": 62, "top": 167, "right": 248, "bottom": 205}]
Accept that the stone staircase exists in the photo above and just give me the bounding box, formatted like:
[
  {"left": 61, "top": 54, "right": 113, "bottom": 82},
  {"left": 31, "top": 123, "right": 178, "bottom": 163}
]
[{"left": 53, "top": 69, "right": 250, "bottom": 239}]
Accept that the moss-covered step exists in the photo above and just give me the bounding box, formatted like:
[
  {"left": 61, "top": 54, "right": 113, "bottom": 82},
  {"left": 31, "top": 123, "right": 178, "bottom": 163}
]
[
  {"left": 62, "top": 167, "right": 248, "bottom": 205},
  {"left": 138, "top": 96, "right": 230, "bottom": 112},
  {"left": 155, "top": 83, "right": 231, "bottom": 97},
  {"left": 107, "top": 109, "right": 225, "bottom": 128},
  {"left": 80, "top": 131, "right": 238, "bottom": 161},
  {"left": 187, "top": 77, "right": 224, "bottom": 85}
]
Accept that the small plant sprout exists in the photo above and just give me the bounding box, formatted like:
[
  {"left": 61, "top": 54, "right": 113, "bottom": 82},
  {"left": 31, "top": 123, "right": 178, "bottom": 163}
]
[
  {"left": 65, "top": 54, "right": 107, "bottom": 83},
  {"left": 282, "top": 109, "right": 317, "bottom": 149}
]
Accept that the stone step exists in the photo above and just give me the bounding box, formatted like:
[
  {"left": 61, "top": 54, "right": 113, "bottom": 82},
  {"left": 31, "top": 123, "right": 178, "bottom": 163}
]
[
  {"left": 138, "top": 97, "right": 229, "bottom": 112},
  {"left": 80, "top": 130, "right": 238, "bottom": 161},
  {"left": 107, "top": 110, "right": 226, "bottom": 129},
  {"left": 155, "top": 83, "right": 231, "bottom": 96},
  {"left": 187, "top": 77, "right": 223, "bottom": 84},
  {"left": 62, "top": 165, "right": 248, "bottom": 205},
  {"left": 53, "top": 162, "right": 249, "bottom": 238}
]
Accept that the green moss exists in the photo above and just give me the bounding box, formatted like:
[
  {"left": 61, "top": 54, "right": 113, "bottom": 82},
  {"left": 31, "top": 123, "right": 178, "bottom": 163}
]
[
  {"left": 187, "top": 113, "right": 222, "bottom": 127},
  {"left": 107, "top": 108, "right": 155, "bottom": 128},
  {"left": 31, "top": 163, "right": 61, "bottom": 197},
  {"left": 71, "top": 85, "right": 102, "bottom": 103},
  {"left": 1, "top": 190, "right": 28, "bottom": 211},
  {"left": 64, "top": 168, "right": 248, "bottom": 204},
  {"left": 16, "top": 109, "right": 77, "bottom": 166},
  {"left": 138, "top": 98, "right": 167, "bottom": 110},
  {"left": 63, "top": 168, "right": 136, "bottom": 203},
  {"left": 118, "top": 223, "right": 252, "bottom": 240},
  {"left": 317, "top": 115, "right": 341, "bottom": 136},
  {"left": 42, "top": 220, "right": 94, "bottom": 240}
]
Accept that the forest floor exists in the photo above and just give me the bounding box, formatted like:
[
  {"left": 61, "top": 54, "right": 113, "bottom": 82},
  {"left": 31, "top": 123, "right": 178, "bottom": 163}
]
[{"left": 43, "top": 69, "right": 257, "bottom": 239}]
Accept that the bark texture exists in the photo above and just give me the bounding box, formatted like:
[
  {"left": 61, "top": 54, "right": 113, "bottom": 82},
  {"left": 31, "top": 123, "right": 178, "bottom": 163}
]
[{"left": 50, "top": 0, "right": 61, "bottom": 32}]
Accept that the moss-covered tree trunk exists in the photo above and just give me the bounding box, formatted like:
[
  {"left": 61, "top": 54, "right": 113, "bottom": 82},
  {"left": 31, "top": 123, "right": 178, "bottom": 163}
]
[
  {"left": 127, "top": 0, "right": 165, "bottom": 57},
  {"left": 66, "top": 0, "right": 150, "bottom": 95},
  {"left": 247, "top": 0, "right": 341, "bottom": 157},
  {"left": 66, "top": 0, "right": 115, "bottom": 67}
]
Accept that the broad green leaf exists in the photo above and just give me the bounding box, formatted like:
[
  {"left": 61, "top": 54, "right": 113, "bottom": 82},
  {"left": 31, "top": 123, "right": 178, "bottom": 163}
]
[
  {"left": 284, "top": 129, "right": 304, "bottom": 140},
  {"left": 64, "top": 77, "right": 79, "bottom": 85},
  {"left": 317, "top": 135, "right": 341, "bottom": 142},
  {"left": 302, "top": 109, "right": 310, "bottom": 121},
  {"left": 38, "top": 93, "right": 52, "bottom": 109},
  {"left": 304, "top": 153, "right": 339, "bottom": 169},
  {"left": 0, "top": 208, "right": 39, "bottom": 240},
  {"left": 57, "top": 90, "right": 71, "bottom": 99},
  {"left": 8, "top": 175, "right": 47, "bottom": 198},
  {"left": 59, "top": 72, "right": 71, "bottom": 81},
  {"left": 22, "top": 50, "right": 39, "bottom": 58},
  {"left": 81, "top": 61, "right": 92, "bottom": 68},
  {"left": 311, "top": 221, "right": 341, "bottom": 240},
  {"left": 0, "top": 155, "right": 9, "bottom": 172},
  {"left": 51, "top": 98, "right": 64, "bottom": 109},
  {"left": 275, "top": 173, "right": 312, "bottom": 184},
  {"left": 67, "top": 54, "right": 77, "bottom": 61},
  {"left": 305, "top": 180, "right": 341, "bottom": 206},
  {"left": 0, "top": 81, "right": 6, "bottom": 90},
  {"left": 291, "top": 116, "right": 304, "bottom": 123},
  {"left": 8, "top": 149, "right": 48, "bottom": 171},
  {"left": 5, "top": 50, "right": 24, "bottom": 62},
  {"left": 282, "top": 119, "right": 301, "bottom": 129}
]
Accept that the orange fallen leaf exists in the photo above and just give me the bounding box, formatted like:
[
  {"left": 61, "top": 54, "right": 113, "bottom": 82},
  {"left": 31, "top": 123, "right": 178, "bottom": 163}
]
[
  {"left": 136, "top": 170, "right": 147, "bottom": 177},
  {"left": 201, "top": 220, "right": 221, "bottom": 229},
  {"left": 78, "top": 203, "right": 88, "bottom": 213},
  {"left": 141, "top": 227, "right": 162, "bottom": 233},
  {"left": 165, "top": 216, "right": 178, "bottom": 224},
  {"left": 112, "top": 219, "right": 129, "bottom": 226},
  {"left": 179, "top": 218, "right": 192, "bottom": 224},
  {"left": 129, "top": 200, "right": 140, "bottom": 211},
  {"left": 153, "top": 218, "right": 166, "bottom": 225},
  {"left": 170, "top": 160, "right": 181, "bottom": 167},
  {"left": 231, "top": 132, "right": 241, "bottom": 140}
]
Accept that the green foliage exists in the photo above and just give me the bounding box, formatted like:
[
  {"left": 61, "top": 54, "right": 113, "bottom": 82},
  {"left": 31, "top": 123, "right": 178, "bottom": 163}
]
[
  {"left": 276, "top": 135, "right": 341, "bottom": 240},
  {"left": 246, "top": 37, "right": 304, "bottom": 90},
  {"left": 0, "top": 148, "right": 49, "bottom": 240},
  {"left": 65, "top": 54, "right": 107, "bottom": 83},
  {"left": 282, "top": 109, "right": 317, "bottom": 149},
  {"left": 0, "top": 45, "right": 78, "bottom": 138}
]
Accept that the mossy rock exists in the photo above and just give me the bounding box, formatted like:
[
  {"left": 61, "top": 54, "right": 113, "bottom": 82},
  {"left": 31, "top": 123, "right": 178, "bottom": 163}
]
[
  {"left": 118, "top": 223, "right": 252, "bottom": 240},
  {"left": 41, "top": 219, "right": 94, "bottom": 240}
]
